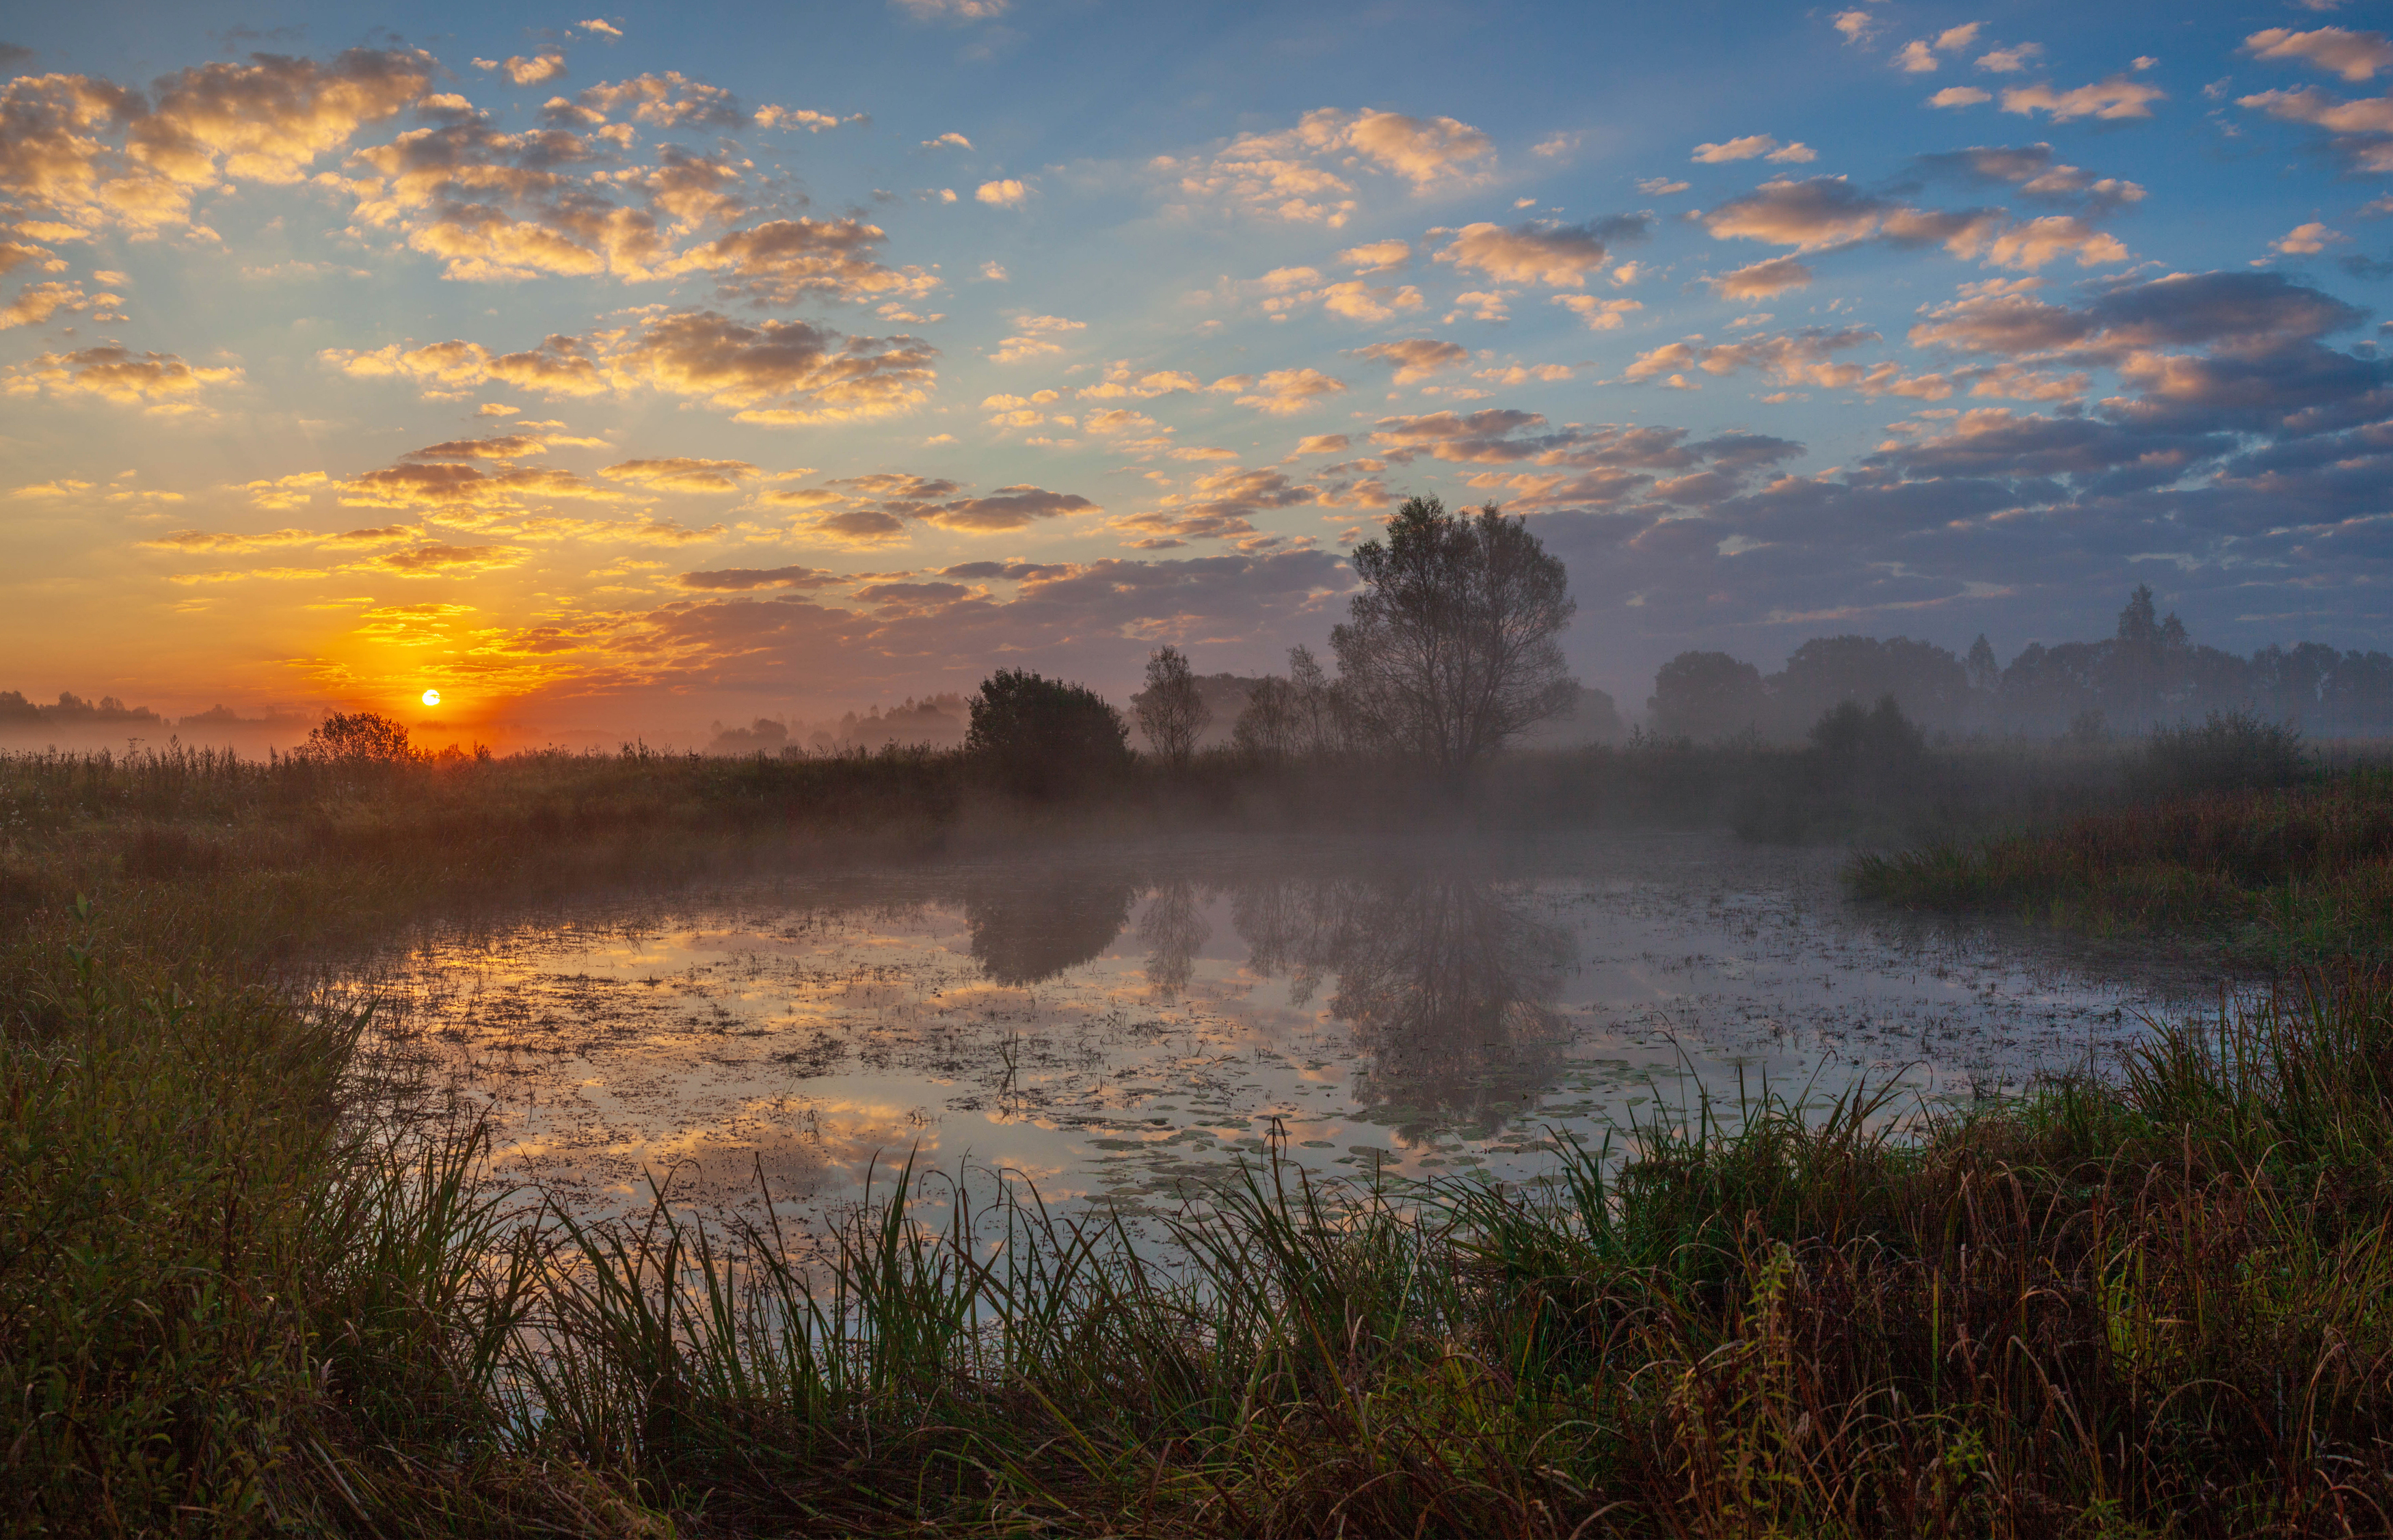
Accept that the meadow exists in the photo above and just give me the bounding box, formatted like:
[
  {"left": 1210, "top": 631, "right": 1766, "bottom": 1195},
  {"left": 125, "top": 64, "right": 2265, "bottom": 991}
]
[{"left": 5, "top": 729, "right": 2389, "bottom": 1536}]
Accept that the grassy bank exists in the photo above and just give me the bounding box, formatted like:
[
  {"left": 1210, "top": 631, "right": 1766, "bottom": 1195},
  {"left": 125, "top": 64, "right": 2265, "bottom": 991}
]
[
  {"left": 10, "top": 740, "right": 2393, "bottom": 1535},
  {"left": 1848, "top": 767, "right": 2393, "bottom": 966}
]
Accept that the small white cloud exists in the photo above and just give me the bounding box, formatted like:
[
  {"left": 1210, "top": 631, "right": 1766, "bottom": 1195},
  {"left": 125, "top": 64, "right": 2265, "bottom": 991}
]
[
  {"left": 979, "top": 260, "right": 1008, "bottom": 281},
  {"left": 1692, "top": 135, "right": 1816, "bottom": 164},
  {"left": 2271, "top": 221, "right": 2345, "bottom": 254},
  {"left": 1832, "top": 10, "right": 1877, "bottom": 45},
  {"left": 1637, "top": 176, "right": 1692, "bottom": 195},
  {"left": 1975, "top": 42, "right": 2044, "bottom": 72},
  {"left": 975, "top": 178, "right": 1030, "bottom": 206},
  {"left": 1935, "top": 23, "right": 1983, "bottom": 53},
  {"left": 577, "top": 18, "right": 623, "bottom": 36},
  {"left": 1896, "top": 40, "right": 1939, "bottom": 72},
  {"left": 923, "top": 131, "right": 972, "bottom": 149},
  {"left": 1929, "top": 86, "right": 1994, "bottom": 107}
]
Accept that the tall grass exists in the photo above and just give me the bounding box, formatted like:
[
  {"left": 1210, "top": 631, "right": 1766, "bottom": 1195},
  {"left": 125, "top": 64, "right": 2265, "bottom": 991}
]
[
  {"left": 10, "top": 740, "right": 2393, "bottom": 1533},
  {"left": 1849, "top": 766, "right": 2393, "bottom": 964}
]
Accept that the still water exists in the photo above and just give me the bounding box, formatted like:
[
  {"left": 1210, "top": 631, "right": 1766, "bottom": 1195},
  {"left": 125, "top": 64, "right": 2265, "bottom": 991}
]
[{"left": 359, "top": 831, "right": 2189, "bottom": 1228}]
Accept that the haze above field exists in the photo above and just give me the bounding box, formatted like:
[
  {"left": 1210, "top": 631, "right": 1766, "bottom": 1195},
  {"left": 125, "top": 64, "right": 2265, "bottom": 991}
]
[{"left": 3, "top": 0, "right": 2390, "bottom": 747}]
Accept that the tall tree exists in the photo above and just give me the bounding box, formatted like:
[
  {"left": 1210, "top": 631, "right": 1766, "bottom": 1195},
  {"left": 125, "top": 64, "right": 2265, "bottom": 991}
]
[
  {"left": 1331, "top": 496, "right": 1575, "bottom": 783},
  {"left": 1132, "top": 645, "right": 1208, "bottom": 765}
]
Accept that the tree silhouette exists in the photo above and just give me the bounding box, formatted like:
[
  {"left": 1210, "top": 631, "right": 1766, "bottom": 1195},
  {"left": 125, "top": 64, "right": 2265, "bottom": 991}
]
[{"left": 1331, "top": 496, "right": 1575, "bottom": 785}]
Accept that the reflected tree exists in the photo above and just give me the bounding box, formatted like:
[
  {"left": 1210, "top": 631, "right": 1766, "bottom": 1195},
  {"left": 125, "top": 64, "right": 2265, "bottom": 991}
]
[
  {"left": 1136, "top": 878, "right": 1212, "bottom": 1001},
  {"left": 1233, "top": 865, "right": 1572, "bottom": 1135},
  {"left": 962, "top": 866, "right": 1136, "bottom": 986}
]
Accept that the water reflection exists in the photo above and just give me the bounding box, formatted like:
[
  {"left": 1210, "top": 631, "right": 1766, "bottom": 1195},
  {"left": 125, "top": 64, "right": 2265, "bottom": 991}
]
[
  {"left": 361, "top": 832, "right": 2187, "bottom": 1230},
  {"left": 964, "top": 865, "right": 1135, "bottom": 985},
  {"left": 1235, "top": 872, "right": 1570, "bottom": 1135}
]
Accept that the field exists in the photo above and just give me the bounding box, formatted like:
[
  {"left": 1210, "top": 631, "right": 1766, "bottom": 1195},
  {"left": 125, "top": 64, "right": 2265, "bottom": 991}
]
[{"left": 6, "top": 736, "right": 2391, "bottom": 1536}]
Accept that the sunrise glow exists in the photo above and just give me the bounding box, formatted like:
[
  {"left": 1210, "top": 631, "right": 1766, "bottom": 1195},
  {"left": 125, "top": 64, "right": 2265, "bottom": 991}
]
[{"left": 1, "top": 5, "right": 2387, "bottom": 748}]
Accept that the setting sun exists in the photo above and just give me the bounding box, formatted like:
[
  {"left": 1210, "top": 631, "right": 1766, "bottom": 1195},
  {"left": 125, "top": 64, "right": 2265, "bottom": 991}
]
[{"left": 421, "top": 689, "right": 440, "bottom": 707}]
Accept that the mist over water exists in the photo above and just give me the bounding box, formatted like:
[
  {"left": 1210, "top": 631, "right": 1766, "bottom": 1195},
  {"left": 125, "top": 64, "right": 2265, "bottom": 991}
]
[{"left": 357, "top": 831, "right": 2200, "bottom": 1232}]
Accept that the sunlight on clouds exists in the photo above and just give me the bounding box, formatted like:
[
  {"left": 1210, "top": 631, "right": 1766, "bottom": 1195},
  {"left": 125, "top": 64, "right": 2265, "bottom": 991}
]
[
  {"left": 5, "top": 345, "right": 241, "bottom": 413},
  {"left": 1353, "top": 339, "right": 1468, "bottom": 382}
]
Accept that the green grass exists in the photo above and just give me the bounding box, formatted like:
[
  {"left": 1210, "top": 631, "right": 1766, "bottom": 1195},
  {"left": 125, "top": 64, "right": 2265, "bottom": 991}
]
[
  {"left": 9, "top": 742, "right": 2393, "bottom": 1535},
  {"left": 1848, "top": 767, "right": 2393, "bottom": 964}
]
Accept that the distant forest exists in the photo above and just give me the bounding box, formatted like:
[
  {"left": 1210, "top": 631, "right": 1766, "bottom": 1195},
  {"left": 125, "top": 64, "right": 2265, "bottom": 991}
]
[
  {"left": 1647, "top": 586, "right": 2393, "bottom": 744},
  {"left": 16, "top": 584, "right": 2393, "bottom": 753}
]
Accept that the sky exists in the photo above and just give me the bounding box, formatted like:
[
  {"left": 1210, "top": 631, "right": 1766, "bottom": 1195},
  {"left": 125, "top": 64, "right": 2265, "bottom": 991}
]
[{"left": 1, "top": 0, "right": 2389, "bottom": 744}]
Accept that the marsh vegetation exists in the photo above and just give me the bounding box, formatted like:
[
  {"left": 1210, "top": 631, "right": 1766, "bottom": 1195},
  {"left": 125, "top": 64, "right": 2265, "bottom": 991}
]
[{"left": 8, "top": 509, "right": 2393, "bottom": 1535}]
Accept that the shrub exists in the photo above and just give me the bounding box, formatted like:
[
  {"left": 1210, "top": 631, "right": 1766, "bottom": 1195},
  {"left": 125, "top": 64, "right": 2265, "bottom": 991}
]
[
  {"left": 2137, "top": 708, "right": 2307, "bottom": 795},
  {"left": 297, "top": 710, "right": 419, "bottom": 765},
  {"left": 964, "top": 668, "right": 1131, "bottom": 796}
]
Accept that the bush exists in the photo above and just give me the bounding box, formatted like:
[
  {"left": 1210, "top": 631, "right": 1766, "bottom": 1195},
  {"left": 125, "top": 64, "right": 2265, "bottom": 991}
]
[
  {"left": 2137, "top": 708, "right": 2307, "bottom": 796},
  {"left": 964, "top": 668, "right": 1132, "bottom": 796},
  {"left": 297, "top": 710, "right": 419, "bottom": 765}
]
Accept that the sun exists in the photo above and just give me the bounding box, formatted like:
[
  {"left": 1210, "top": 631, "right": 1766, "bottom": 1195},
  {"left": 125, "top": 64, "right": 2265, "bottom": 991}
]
[{"left": 421, "top": 688, "right": 441, "bottom": 707}]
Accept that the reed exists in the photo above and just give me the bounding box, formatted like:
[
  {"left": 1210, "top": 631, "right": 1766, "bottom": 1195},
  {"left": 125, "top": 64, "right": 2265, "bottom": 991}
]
[{"left": 1849, "top": 767, "right": 2393, "bottom": 964}]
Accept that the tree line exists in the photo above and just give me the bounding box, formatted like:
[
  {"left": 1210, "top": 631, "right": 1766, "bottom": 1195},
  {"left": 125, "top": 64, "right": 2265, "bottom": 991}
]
[
  {"left": 1647, "top": 586, "right": 2393, "bottom": 744},
  {"left": 978, "top": 496, "right": 1581, "bottom": 791}
]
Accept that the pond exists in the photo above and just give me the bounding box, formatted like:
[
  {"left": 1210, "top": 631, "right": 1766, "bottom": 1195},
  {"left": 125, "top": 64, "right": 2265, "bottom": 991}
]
[{"left": 356, "top": 830, "right": 2193, "bottom": 1231}]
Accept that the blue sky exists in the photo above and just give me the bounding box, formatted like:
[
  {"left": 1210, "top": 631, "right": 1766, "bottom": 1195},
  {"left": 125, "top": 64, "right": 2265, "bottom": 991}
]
[{"left": 1, "top": 0, "right": 2387, "bottom": 740}]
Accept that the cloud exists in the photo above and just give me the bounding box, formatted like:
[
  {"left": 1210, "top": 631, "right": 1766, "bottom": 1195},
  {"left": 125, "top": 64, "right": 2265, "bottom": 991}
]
[
  {"left": 1076, "top": 363, "right": 1206, "bottom": 401},
  {"left": 6, "top": 344, "right": 241, "bottom": 411},
  {"left": 922, "top": 131, "right": 972, "bottom": 148},
  {"left": 327, "top": 311, "right": 938, "bottom": 424},
  {"left": 2237, "top": 85, "right": 2393, "bottom": 173},
  {"left": 1551, "top": 294, "right": 1643, "bottom": 329},
  {"left": 1930, "top": 87, "right": 1994, "bottom": 107},
  {"left": 2270, "top": 222, "right": 2345, "bottom": 257},
  {"left": 1975, "top": 43, "right": 2045, "bottom": 73},
  {"left": 922, "top": 485, "right": 1097, "bottom": 531},
  {"left": 574, "top": 70, "right": 743, "bottom": 129},
  {"left": 141, "top": 527, "right": 321, "bottom": 553},
  {"left": 1113, "top": 465, "right": 1320, "bottom": 546},
  {"left": 368, "top": 543, "right": 526, "bottom": 576},
  {"left": 2245, "top": 27, "right": 2393, "bottom": 83},
  {"left": 1227, "top": 366, "right": 1346, "bottom": 415},
  {"left": 988, "top": 312, "right": 1085, "bottom": 363},
  {"left": 1353, "top": 338, "right": 1469, "bottom": 381},
  {"left": 600, "top": 457, "right": 760, "bottom": 491},
  {"left": 1294, "top": 434, "right": 1351, "bottom": 455},
  {"left": 238, "top": 472, "right": 332, "bottom": 509},
  {"left": 1907, "top": 144, "right": 2147, "bottom": 215},
  {"left": 1338, "top": 238, "right": 1412, "bottom": 274},
  {"left": 0, "top": 281, "right": 92, "bottom": 329},
  {"left": 1622, "top": 327, "right": 1950, "bottom": 399},
  {"left": 1691, "top": 135, "right": 1817, "bottom": 164},
  {"left": 1896, "top": 41, "right": 1939, "bottom": 73},
  {"left": 499, "top": 54, "right": 567, "bottom": 87},
  {"left": 0, "top": 51, "right": 434, "bottom": 240},
  {"left": 1906, "top": 269, "right": 2365, "bottom": 362},
  {"left": 893, "top": 0, "right": 1009, "bottom": 18},
  {"left": 576, "top": 19, "right": 623, "bottom": 37},
  {"left": 669, "top": 217, "right": 938, "bottom": 306},
  {"left": 1708, "top": 256, "right": 1814, "bottom": 298},
  {"left": 2001, "top": 74, "right": 2167, "bottom": 122},
  {"left": 1637, "top": 176, "right": 1691, "bottom": 195},
  {"left": 1437, "top": 216, "right": 1646, "bottom": 286},
  {"left": 1832, "top": 11, "right": 1877, "bottom": 46},
  {"left": 674, "top": 565, "right": 835, "bottom": 589},
  {"left": 1152, "top": 107, "right": 1493, "bottom": 228},
  {"left": 1705, "top": 174, "right": 2125, "bottom": 271},
  {"left": 975, "top": 178, "right": 1030, "bottom": 206}
]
